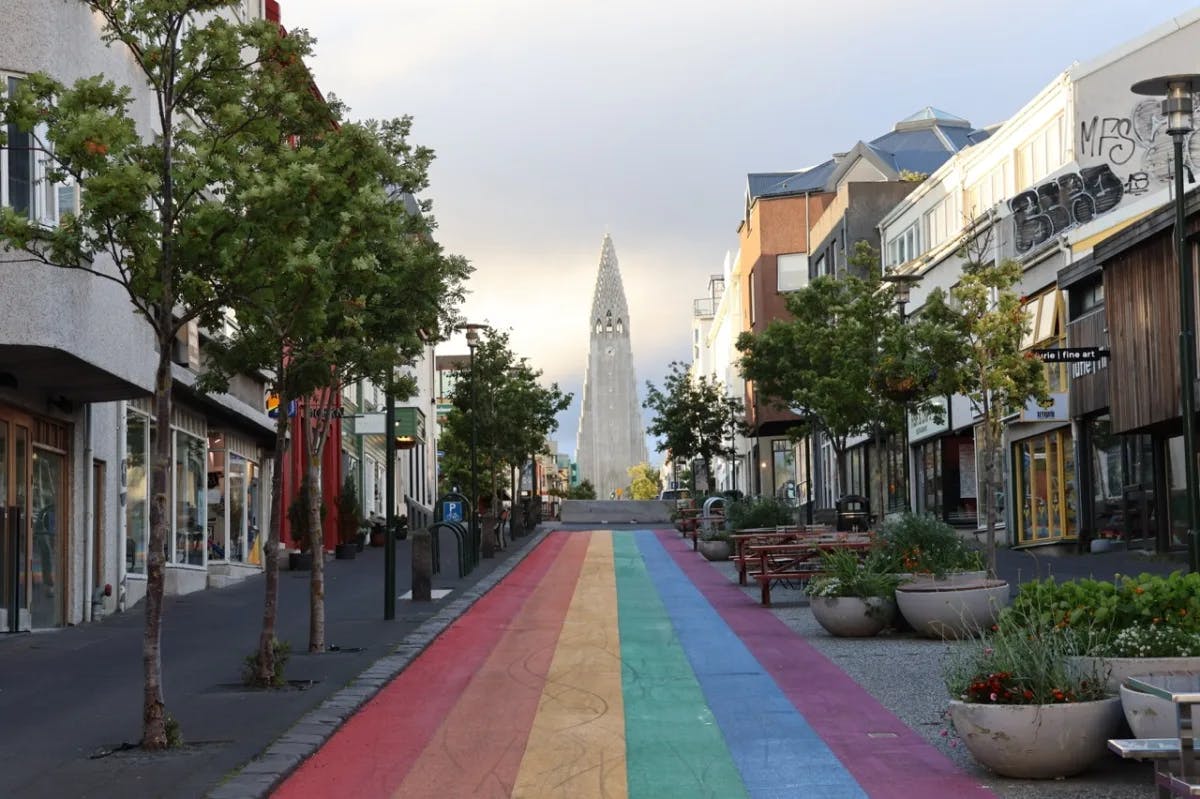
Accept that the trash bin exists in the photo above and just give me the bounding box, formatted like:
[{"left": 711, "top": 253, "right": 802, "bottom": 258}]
[{"left": 835, "top": 494, "right": 871, "bottom": 532}]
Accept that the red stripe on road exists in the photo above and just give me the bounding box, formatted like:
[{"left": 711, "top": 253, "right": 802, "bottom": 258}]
[
  {"left": 657, "top": 531, "right": 996, "bottom": 799},
  {"left": 393, "top": 533, "right": 591, "bottom": 798},
  {"left": 273, "top": 532, "right": 571, "bottom": 799}
]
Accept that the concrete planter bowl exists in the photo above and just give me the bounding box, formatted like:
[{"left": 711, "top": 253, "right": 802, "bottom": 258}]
[
  {"left": 1069, "top": 655, "right": 1200, "bottom": 693},
  {"left": 947, "top": 697, "right": 1122, "bottom": 778},
  {"left": 1119, "top": 682, "right": 1179, "bottom": 738},
  {"left": 810, "top": 596, "right": 897, "bottom": 638},
  {"left": 697, "top": 539, "right": 732, "bottom": 561},
  {"left": 894, "top": 579, "right": 1010, "bottom": 639}
]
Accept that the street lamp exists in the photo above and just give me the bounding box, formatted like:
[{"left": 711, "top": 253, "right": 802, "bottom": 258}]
[
  {"left": 1132, "top": 74, "right": 1200, "bottom": 571},
  {"left": 463, "top": 323, "right": 489, "bottom": 559},
  {"left": 883, "top": 268, "right": 920, "bottom": 513}
]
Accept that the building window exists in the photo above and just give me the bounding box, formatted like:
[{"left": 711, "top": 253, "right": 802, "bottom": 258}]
[
  {"left": 173, "top": 429, "right": 207, "bottom": 566},
  {"left": 886, "top": 222, "right": 919, "bottom": 267},
  {"left": 777, "top": 252, "right": 809, "bottom": 292},
  {"left": 813, "top": 253, "right": 826, "bottom": 278},
  {"left": 1022, "top": 289, "right": 1066, "bottom": 391},
  {"left": 772, "top": 439, "right": 797, "bottom": 501},
  {"left": 1016, "top": 115, "right": 1065, "bottom": 190},
  {"left": 2, "top": 76, "right": 69, "bottom": 226},
  {"left": 924, "top": 193, "right": 958, "bottom": 252},
  {"left": 1013, "top": 427, "right": 1076, "bottom": 544},
  {"left": 125, "top": 409, "right": 154, "bottom": 575},
  {"left": 845, "top": 446, "right": 868, "bottom": 499}
]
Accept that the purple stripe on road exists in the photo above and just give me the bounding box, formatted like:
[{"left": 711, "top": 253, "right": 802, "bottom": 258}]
[{"left": 656, "top": 530, "right": 997, "bottom": 799}]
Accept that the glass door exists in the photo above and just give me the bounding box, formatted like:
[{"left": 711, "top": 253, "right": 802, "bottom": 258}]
[
  {"left": 30, "top": 448, "right": 64, "bottom": 628},
  {"left": 0, "top": 411, "right": 32, "bottom": 632}
]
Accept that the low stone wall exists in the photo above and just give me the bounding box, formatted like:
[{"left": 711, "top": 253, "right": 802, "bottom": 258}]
[{"left": 559, "top": 500, "right": 673, "bottom": 524}]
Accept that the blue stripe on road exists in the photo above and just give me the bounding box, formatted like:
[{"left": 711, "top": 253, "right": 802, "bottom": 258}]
[{"left": 634, "top": 531, "right": 868, "bottom": 799}]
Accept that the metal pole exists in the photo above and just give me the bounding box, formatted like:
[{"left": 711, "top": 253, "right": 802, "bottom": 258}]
[
  {"left": 469, "top": 341, "right": 479, "bottom": 562},
  {"left": 384, "top": 370, "right": 396, "bottom": 620},
  {"left": 1174, "top": 132, "right": 1200, "bottom": 573},
  {"left": 899, "top": 299, "right": 912, "bottom": 513}
]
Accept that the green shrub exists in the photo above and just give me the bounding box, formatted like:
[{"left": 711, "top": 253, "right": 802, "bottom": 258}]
[
  {"left": 876, "top": 512, "right": 983, "bottom": 577},
  {"left": 1007, "top": 571, "right": 1200, "bottom": 640},
  {"left": 725, "top": 497, "right": 795, "bottom": 531},
  {"left": 807, "top": 548, "right": 899, "bottom": 599},
  {"left": 242, "top": 638, "right": 291, "bottom": 688}
]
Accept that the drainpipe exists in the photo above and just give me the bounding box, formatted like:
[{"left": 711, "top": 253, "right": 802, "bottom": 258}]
[
  {"left": 116, "top": 404, "right": 127, "bottom": 613},
  {"left": 83, "top": 404, "right": 94, "bottom": 622}
]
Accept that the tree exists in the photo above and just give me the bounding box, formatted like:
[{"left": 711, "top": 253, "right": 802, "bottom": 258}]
[
  {"left": 736, "top": 254, "right": 905, "bottom": 493},
  {"left": 567, "top": 479, "right": 597, "bottom": 500},
  {"left": 644, "top": 362, "right": 743, "bottom": 494},
  {"left": 915, "top": 242, "right": 1048, "bottom": 574},
  {"left": 0, "top": 0, "right": 324, "bottom": 748},
  {"left": 627, "top": 463, "right": 660, "bottom": 500},
  {"left": 438, "top": 330, "right": 569, "bottom": 550},
  {"left": 205, "top": 117, "right": 470, "bottom": 656}
]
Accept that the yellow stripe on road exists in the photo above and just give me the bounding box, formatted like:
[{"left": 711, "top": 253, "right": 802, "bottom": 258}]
[{"left": 513, "top": 531, "right": 627, "bottom": 799}]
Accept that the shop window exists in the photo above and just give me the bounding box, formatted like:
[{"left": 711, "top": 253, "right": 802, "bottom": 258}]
[
  {"left": 173, "top": 430, "right": 207, "bottom": 566},
  {"left": 125, "top": 409, "right": 154, "bottom": 575},
  {"left": 1022, "top": 289, "right": 1067, "bottom": 391},
  {"left": 1013, "top": 428, "right": 1077, "bottom": 544},
  {"left": 772, "top": 439, "right": 797, "bottom": 501}
]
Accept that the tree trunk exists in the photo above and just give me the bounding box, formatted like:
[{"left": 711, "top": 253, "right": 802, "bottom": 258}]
[
  {"left": 982, "top": 395, "right": 999, "bottom": 577},
  {"left": 307, "top": 457, "right": 325, "bottom": 652},
  {"left": 256, "top": 385, "right": 289, "bottom": 684},
  {"left": 142, "top": 332, "right": 173, "bottom": 749}
]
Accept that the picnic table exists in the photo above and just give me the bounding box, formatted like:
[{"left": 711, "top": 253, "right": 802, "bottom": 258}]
[{"left": 1110, "top": 673, "right": 1200, "bottom": 797}]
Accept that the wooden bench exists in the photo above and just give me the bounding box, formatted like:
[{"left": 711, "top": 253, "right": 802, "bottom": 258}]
[
  {"left": 731, "top": 530, "right": 803, "bottom": 584},
  {"left": 751, "top": 539, "right": 874, "bottom": 606}
]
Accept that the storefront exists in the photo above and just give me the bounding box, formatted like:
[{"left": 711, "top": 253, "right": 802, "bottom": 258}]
[
  {"left": 206, "top": 431, "right": 264, "bottom": 567},
  {"left": 0, "top": 405, "right": 70, "bottom": 631},
  {"left": 908, "top": 396, "right": 976, "bottom": 526},
  {"left": 1011, "top": 426, "right": 1076, "bottom": 544}
]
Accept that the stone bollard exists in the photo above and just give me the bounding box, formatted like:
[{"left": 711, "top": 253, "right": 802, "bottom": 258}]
[{"left": 410, "top": 527, "right": 432, "bottom": 602}]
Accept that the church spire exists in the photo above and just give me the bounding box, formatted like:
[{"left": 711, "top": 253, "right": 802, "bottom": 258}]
[{"left": 590, "top": 233, "right": 630, "bottom": 324}]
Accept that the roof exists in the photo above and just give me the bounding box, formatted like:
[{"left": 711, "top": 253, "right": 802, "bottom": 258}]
[{"left": 746, "top": 106, "right": 987, "bottom": 202}]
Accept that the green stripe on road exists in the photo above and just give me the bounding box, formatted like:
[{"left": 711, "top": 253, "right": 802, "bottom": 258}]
[{"left": 613, "top": 532, "right": 748, "bottom": 799}]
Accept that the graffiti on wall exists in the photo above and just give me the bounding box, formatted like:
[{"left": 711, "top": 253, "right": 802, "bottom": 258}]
[
  {"left": 1010, "top": 165, "right": 1124, "bottom": 253},
  {"left": 1080, "top": 95, "right": 1200, "bottom": 186}
]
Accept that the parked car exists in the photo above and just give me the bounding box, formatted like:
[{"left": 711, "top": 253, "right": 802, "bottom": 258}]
[{"left": 659, "top": 488, "right": 694, "bottom": 509}]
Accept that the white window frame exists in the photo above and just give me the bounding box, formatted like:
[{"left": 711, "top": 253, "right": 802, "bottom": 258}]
[
  {"left": 886, "top": 222, "right": 920, "bottom": 267},
  {"left": 2, "top": 74, "right": 70, "bottom": 228},
  {"left": 777, "top": 252, "right": 809, "bottom": 292}
]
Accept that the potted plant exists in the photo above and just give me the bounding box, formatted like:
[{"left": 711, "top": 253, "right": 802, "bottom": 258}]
[
  {"left": 944, "top": 602, "right": 1121, "bottom": 779},
  {"left": 335, "top": 476, "right": 360, "bottom": 560},
  {"left": 697, "top": 528, "right": 733, "bottom": 562},
  {"left": 285, "top": 475, "right": 326, "bottom": 570},
  {"left": 877, "top": 512, "right": 986, "bottom": 582},
  {"left": 806, "top": 548, "right": 900, "bottom": 637}
]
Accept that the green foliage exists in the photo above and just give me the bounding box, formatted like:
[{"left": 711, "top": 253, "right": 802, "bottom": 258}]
[
  {"left": 627, "top": 463, "right": 660, "bottom": 500},
  {"left": 335, "top": 477, "right": 361, "bottom": 545},
  {"left": 877, "top": 512, "right": 984, "bottom": 577},
  {"left": 437, "top": 330, "right": 571, "bottom": 499},
  {"left": 286, "top": 474, "right": 325, "bottom": 551},
  {"left": 644, "top": 362, "right": 744, "bottom": 484},
  {"left": 567, "top": 479, "right": 597, "bottom": 500},
  {"left": 807, "top": 548, "right": 900, "bottom": 599},
  {"left": 242, "top": 638, "right": 291, "bottom": 688},
  {"left": 1006, "top": 572, "right": 1200, "bottom": 641},
  {"left": 914, "top": 253, "right": 1049, "bottom": 573},
  {"left": 725, "top": 497, "right": 794, "bottom": 531},
  {"left": 164, "top": 714, "right": 183, "bottom": 748},
  {"left": 736, "top": 244, "right": 909, "bottom": 488},
  {"left": 944, "top": 598, "right": 1108, "bottom": 705}
]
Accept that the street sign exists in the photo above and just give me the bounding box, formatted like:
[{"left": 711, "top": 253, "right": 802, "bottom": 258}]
[
  {"left": 1031, "top": 347, "right": 1110, "bottom": 363},
  {"left": 441, "top": 500, "right": 464, "bottom": 523}
]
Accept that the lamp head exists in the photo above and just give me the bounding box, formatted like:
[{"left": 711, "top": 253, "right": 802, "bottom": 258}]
[{"left": 1130, "top": 74, "right": 1200, "bottom": 136}]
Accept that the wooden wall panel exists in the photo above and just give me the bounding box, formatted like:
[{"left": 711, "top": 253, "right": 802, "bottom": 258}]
[{"left": 1067, "top": 309, "right": 1109, "bottom": 416}]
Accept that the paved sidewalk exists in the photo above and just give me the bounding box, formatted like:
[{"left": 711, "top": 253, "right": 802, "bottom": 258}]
[{"left": 0, "top": 528, "right": 546, "bottom": 799}]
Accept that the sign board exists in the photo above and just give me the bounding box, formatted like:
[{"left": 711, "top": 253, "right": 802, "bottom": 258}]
[
  {"left": 353, "top": 407, "right": 426, "bottom": 442},
  {"left": 908, "top": 396, "right": 949, "bottom": 443},
  {"left": 1019, "top": 392, "right": 1068, "bottom": 422},
  {"left": 441, "top": 500, "right": 464, "bottom": 523},
  {"left": 1031, "top": 347, "right": 1110, "bottom": 363}
]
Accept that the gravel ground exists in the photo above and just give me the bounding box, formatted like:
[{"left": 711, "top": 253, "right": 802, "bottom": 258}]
[{"left": 705, "top": 557, "right": 1158, "bottom": 799}]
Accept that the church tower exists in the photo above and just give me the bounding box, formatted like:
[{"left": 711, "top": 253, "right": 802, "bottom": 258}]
[{"left": 575, "top": 235, "right": 649, "bottom": 499}]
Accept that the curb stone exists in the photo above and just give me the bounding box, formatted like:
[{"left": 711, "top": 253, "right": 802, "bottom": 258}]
[{"left": 207, "top": 527, "right": 552, "bottom": 799}]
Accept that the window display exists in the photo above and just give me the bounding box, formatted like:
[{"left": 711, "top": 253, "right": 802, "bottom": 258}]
[
  {"left": 174, "top": 430, "right": 206, "bottom": 566},
  {"left": 1014, "top": 427, "right": 1076, "bottom": 544}
]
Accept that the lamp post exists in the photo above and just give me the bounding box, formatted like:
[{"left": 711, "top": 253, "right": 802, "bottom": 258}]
[
  {"left": 464, "top": 324, "right": 485, "bottom": 560},
  {"left": 384, "top": 366, "right": 396, "bottom": 620},
  {"left": 1132, "top": 75, "right": 1200, "bottom": 571},
  {"left": 883, "top": 268, "right": 920, "bottom": 514}
]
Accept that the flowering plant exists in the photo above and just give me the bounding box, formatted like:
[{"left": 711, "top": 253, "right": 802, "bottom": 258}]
[
  {"left": 1094, "top": 624, "right": 1200, "bottom": 658},
  {"left": 945, "top": 601, "right": 1109, "bottom": 705},
  {"left": 877, "top": 512, "right": 984, "bottom": 577},
  {"left": 806, "top": 548, "right": 899, "bottom": 599}
]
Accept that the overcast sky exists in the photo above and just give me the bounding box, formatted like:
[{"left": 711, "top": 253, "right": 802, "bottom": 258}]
[{"left": 279, "top": 0, "right": 1199, "bottom": 462}]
